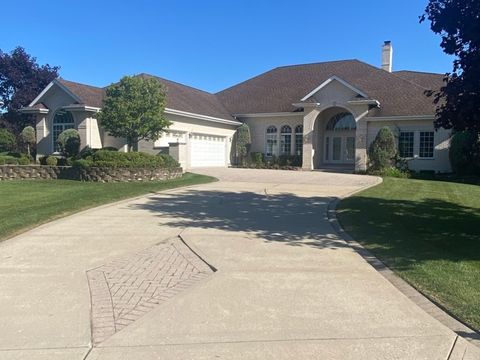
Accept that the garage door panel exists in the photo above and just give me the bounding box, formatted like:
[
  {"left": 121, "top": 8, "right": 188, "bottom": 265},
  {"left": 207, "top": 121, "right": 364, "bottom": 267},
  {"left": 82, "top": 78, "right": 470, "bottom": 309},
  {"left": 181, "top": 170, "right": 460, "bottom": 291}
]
[{"left": 191, "top": 135, "right": 226, "bottom": 167}]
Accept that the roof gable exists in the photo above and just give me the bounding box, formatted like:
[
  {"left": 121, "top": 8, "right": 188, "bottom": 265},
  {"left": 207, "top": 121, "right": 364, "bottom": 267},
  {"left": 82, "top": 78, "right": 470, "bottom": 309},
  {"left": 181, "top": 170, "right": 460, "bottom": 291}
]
[
  {"left": 28, "top": 79, "right": 81, "bottom": 108},
  {"left": 301, "top": 75, "right": 369, "bottom": 101}
]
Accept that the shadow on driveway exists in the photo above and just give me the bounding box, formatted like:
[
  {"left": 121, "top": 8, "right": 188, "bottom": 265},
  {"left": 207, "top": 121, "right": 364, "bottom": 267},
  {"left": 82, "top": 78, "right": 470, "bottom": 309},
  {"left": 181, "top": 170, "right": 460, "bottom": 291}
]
[{"left": 130, "top": 190, "right": 346, "bottom": 250}]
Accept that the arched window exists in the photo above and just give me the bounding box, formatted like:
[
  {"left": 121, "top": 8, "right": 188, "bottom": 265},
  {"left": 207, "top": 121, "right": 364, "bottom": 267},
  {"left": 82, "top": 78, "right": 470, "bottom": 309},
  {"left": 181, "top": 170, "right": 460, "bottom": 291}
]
[
  {"left": 52, "top": 110, "right": 75, "bottom": 152},
  {"left": 265, "top": 126, "right": 278, "bottom": 157},
  {"left": 295, "top": 125, "right": 303, "bottom": 156},
  {"left": 280, "top": 125, "right": 292, "bottom": 155},
  {"left": 326, "top": 112, "right": 356, "bottom": 131}
]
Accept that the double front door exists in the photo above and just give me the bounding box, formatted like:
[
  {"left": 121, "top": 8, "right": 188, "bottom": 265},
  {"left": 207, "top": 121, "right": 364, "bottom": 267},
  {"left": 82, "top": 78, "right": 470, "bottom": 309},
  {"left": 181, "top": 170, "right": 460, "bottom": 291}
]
[{"left": 324, "top": 133, "right": 355, "bottom": 164}]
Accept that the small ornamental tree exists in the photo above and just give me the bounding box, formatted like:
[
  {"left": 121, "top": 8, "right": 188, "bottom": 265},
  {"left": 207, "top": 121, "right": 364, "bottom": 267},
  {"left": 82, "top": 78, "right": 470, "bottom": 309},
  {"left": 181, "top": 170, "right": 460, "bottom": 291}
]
[
  {"left": 57, "top": 129, "right": 80, "bottom": 158},
  {"left": 235, "top": 123, "right": 251, "bottom": 165},
  {"left": 97, "top": 76, "right": 170, "bottom": 152},
  {"left": 0, "top": 128, "right": 16, "bottom": 152},
  {"left": 368, "top": 127, "right": 397, "bottom": 171},
  {"left": 20, "top": 126, "right": 35, "bottom": 157}
]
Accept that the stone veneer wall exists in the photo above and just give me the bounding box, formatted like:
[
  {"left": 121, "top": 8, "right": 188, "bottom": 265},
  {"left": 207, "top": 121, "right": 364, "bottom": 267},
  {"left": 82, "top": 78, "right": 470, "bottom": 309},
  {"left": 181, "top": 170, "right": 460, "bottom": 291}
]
[{"left": 0, "top": 165, "right": 183, "bottom": 182}]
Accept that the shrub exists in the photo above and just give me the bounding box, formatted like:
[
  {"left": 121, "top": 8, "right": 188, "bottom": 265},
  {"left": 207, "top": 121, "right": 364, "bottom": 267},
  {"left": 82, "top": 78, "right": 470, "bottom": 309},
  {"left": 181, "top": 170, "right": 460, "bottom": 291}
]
[
  {"left": 367, "top": 166, "right": 410, "bottom": 178},
  {"left": 0, "top": 155, "right": 18, "bottom": 165},
  {"left": 46, "top": 156, "right": 58, "bottom": 166},
  {"left": 157, "top": 153, "right": 180, "bottom": 168},
  {"left": 57, "top": 129, "right": 81, "bottom": 158},
  {"left": 250, "top": 152, "right": 264, "bottom": 168},
  {"left": 102, "top": 146, "right": 118, "bottom": 151},
  {"left": 78, "top": 146, "right": 97, "bottom": 159},
  {"left": 17, "top": 154, "right": 32, "bottom": 165},
  {"left": 368, "top": 127, "right": 397, "bottom": 171},
  {"left": 73, "top": 150, "right": 179, "bottom": 169},
  {"left": 71, "top": 159, "right": 93, "bottom": 169},
  {"left": 38, "top": 155, "right": 48, "bottom": 165},
  {"left": 449, "top": 131, "right": 480, "bottom": 175},
  {"left": 278, "top": 155, "right": 302, "bottom": 167},
  {"left": 0, "top": 129, "right": 17, "bottom": 152}
]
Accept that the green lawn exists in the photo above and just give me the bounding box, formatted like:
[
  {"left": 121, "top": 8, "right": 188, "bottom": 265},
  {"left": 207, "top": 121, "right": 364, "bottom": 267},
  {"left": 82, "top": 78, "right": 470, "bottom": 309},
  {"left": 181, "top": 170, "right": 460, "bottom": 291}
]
[
  {"left": 337, "top": 177, "right": 480, "bottom": 331},
  {"left": 0, "top": 173, "right": 215, "bottom": 241}
]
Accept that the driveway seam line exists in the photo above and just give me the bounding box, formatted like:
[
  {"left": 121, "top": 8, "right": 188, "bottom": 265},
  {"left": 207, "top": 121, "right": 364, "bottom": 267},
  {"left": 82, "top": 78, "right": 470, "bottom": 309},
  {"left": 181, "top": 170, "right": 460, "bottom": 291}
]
[
  {"left": 95, "top": 333, "right": 452, "bottom": 349},
  {"left": 326, "top": 178, "right": 480, "bottom": 350},
  {"left": 177, "top": 234, "right": 218, "bottom": 272}
]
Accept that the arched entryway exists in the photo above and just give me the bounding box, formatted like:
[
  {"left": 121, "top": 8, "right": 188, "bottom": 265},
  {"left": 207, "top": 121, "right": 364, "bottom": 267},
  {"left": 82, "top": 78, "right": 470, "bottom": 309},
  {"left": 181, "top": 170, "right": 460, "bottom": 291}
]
[
  {"left": 324, "top": 112, "right": 356, "bottom": 164},
  {"left": 312, "top": 107, "right": 356, "bottom": 169}
]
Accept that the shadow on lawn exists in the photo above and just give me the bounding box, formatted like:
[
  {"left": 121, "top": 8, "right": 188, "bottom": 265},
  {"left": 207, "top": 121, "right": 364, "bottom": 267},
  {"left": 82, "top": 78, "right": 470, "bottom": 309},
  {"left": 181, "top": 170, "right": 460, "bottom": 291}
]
[
  {"left": 337, "top": 196, "right": 480, "bottom": 267},
  {"left": 130, "top": 189, "right": 347, "bottom": 250}
]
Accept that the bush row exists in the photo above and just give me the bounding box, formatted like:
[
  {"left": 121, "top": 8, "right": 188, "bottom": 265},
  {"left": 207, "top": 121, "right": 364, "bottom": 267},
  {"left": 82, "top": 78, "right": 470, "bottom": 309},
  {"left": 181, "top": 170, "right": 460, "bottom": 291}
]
[
  {"left": 72, "top": 149, "right": 179, "bottom": 169},
  {"left": 0, "top": 152, "right": 34, "bottom": 165},
  {"left": 237, "top": 152, "right": 302, "bottom": 170}
]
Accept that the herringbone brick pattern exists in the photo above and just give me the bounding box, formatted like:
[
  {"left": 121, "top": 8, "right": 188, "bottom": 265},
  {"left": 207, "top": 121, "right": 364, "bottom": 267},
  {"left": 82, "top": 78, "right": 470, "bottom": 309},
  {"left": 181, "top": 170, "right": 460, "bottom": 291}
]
[{"left": 86, "top": 237, "right": 213, "bottom": 345}]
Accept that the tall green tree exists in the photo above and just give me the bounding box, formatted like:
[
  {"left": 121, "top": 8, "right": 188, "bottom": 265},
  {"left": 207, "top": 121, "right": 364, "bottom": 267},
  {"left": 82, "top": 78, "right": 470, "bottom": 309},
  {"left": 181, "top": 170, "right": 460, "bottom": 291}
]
[
  {"left": 421, "top": 1, "right": 480, "bottom": 135},
  {"left": 0, "top": 47, "right": 59, "bottom": 131},
  {"left": 97, "top": 76, "right": 170, "bottom": 151},
  {"left": 235, "top": 123, "right": 251, "bottom": 165}
]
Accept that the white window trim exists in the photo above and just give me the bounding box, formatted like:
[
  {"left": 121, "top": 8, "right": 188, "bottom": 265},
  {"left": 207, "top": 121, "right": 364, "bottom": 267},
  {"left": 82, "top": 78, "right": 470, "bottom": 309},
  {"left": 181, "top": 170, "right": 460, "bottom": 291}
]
[
  {"left": 396, "top": 129, "right": 436, "bottom": 160},
  {"left": 418, "top": 131, "right": 435, "bottom": 160},
  {"left": 265, "top": 125, "right": 279, "bottom": 157}
]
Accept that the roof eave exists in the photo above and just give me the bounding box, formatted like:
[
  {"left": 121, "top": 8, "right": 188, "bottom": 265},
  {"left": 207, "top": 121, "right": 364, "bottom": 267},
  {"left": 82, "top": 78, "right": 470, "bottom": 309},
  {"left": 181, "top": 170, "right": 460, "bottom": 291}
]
[{"left": 19, "top": 107, "right": 49, "bottom": 114}]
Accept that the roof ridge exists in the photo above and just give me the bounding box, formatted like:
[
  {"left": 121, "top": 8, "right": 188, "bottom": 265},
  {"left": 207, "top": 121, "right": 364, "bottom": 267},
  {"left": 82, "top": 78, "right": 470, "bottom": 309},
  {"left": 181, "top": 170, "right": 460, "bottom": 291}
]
[
  {"left": 57, "top": 78, "right": 104, "bottom": 91},
  {"left": 352, "top": 60, "right": 436, "bottom": 93},
  {"left": 274, "top": 58, "right": 360, "bottom": 70},
  {"left": 135, "top": 73, "right": 217, "bottom": 96},
  {"left": 394, "top": 69, "right": 445, "bottom": 76}
]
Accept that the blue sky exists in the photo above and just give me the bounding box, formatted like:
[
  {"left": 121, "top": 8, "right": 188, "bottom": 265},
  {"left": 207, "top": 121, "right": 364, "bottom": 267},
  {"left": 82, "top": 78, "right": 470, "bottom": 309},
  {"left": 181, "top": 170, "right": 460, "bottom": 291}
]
[{"left": 2, "top": 0, "right": 452, "bottom": 93}]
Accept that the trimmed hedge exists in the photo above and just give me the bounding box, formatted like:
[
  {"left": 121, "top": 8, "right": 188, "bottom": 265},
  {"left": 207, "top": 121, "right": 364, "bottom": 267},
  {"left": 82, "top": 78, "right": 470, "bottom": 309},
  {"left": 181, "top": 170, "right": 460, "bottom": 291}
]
[
  {"left": 0, "top": 152, "right": 32, "bottom": 165},
  {"left": 72, "top": 150, "right": 179, "bottom": 169}
]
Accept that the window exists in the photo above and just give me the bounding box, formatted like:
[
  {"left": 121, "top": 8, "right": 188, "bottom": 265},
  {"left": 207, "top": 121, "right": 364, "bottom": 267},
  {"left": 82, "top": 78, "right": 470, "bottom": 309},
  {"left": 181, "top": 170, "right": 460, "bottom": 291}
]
[
  {"left": 265, "top": 126, "right": 278, "bottom": 157},
  {"left": 326, "top": 112, "right": 356, "bottom": 131},
  {"left": 295, "top": 125, "right": 303, "bottom": 156},
  {"left": 52, "top": 110, "right": 74, "bottom": 152},
  {"left": 399, "top": 132, "right": 414, "bottom": 158},
  {"left": 419, "top": 131, "right": 434, "bottom": 158},
  {"left": 280, "top": 125, "right": 292, "bottom": 155}
]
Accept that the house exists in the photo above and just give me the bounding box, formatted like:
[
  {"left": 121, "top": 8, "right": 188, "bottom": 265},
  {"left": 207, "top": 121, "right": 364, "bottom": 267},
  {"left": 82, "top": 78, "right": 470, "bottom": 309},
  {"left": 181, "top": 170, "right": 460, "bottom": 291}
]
[{"left": 21, "top": 42, "right": 451, "bottom": 172}]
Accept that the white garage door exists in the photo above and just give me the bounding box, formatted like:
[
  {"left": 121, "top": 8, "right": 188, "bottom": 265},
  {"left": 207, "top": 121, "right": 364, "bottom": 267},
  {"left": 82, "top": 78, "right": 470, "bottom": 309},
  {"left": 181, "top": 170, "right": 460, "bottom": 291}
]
[{"left": 190, "top": 134, "right": 226, "bottom": 167}]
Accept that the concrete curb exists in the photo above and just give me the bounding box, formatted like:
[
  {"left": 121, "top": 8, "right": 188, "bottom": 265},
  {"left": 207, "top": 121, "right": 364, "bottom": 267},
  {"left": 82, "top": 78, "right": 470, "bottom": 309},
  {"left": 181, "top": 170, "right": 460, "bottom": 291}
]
[{"left": 327, "top": 178, "right": 480, "bottom": 351}]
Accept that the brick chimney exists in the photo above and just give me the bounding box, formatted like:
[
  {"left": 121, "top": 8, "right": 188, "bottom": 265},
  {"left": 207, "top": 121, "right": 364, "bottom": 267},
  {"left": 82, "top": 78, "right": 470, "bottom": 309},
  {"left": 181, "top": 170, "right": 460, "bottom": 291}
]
[{"left": 381, "top": 41, "right": 393, "bottom": 72}]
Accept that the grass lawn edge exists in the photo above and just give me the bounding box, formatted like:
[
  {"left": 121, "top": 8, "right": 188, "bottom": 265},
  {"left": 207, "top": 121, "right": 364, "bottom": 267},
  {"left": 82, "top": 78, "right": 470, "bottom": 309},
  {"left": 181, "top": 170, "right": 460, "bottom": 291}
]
[
  {"left": 331, "top": 178, "right": 480, "bottom": 344},
  {"left": 0, "top": 172, "right": 217, "bottom": 243}
]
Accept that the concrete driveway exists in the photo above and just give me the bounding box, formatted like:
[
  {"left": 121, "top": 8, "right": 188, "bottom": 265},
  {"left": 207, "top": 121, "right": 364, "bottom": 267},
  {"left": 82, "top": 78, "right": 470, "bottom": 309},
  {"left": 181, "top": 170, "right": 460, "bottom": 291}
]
[{"left": 0, "top": 168, "right": 477, "bottom": 359}]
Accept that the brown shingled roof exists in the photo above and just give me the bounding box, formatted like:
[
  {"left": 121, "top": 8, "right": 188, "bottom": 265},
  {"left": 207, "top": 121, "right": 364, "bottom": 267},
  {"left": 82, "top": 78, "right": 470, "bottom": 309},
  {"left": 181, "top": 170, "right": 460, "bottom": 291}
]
[
  {"left": 216, "top": 60, "right": 438, "bottom": 117},
  {"left": 57, "top": 78, "right": 105, "bottom": 108},
  {"left": 136, "top": 74, "right": 234, "bottom": 120},
  {"left": 56, "top": 75, "right": 234, "bottom": 120},
  {"left": 393, "top": 70, "right": 446, "bottom": 91}
]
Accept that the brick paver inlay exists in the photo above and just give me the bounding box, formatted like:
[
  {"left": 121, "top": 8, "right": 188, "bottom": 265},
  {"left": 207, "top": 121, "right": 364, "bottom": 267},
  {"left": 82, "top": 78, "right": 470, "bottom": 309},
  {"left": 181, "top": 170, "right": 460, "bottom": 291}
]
[{"left": 86, "top": 237, "right": 213, "bottom": 345}]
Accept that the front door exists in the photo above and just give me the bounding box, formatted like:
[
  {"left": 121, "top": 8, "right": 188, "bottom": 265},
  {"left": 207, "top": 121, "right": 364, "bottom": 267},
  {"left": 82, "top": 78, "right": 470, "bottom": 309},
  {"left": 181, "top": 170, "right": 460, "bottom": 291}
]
[{"left": 324, "top": 134, "right": 355, "bottom": 164}]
